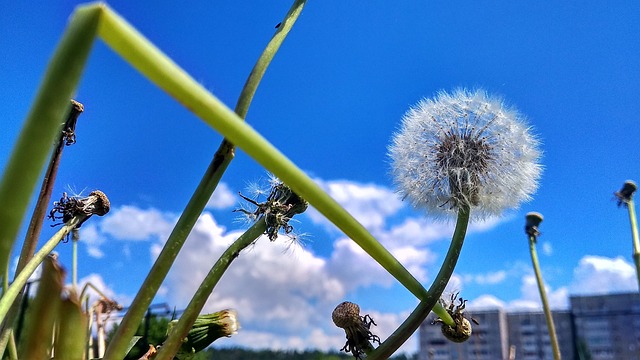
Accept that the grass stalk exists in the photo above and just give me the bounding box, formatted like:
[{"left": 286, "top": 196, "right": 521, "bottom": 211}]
[
  {"left": 529, "top": 234, "right": 561, "bottom": 360},
  {"left": 626, "top": 199, "right": 640, "bottom": 290}
]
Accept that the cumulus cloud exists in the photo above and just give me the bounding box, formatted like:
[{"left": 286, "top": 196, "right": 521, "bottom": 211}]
[
  {"left": 306, "top": 179, "right": 404, "bottom": 231},
  {"left": 100, "top": 205, "right": 176, "bottom": 241},
  {"left": 206, "top": 182, "right": 237, "bottom": 210},
  {"left": 80, "top": 223, "right": 105, "bottom": 258},
  {"left": 78, "top": 206, "right": 177, "bottom": 257},
  {"left": 467, "top": 294, "right": 506, "bottom": 310},
  {"left": 462, "top": 270, "right": 507, "bottom": 285},
  {"left": 162, "top": 212, "right": 349, "bottom": 350},
  {"left": 569, "top": 255, "right": 638, "bottom": 294}
]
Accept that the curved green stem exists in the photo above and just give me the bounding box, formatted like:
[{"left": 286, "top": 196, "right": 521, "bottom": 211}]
[
  {"left": 368, "top": 207, "right": 470, "bottom": 360},
  {"left": 529, "top": 235, "right": 561, "bottom": 360},
  {"left": 155, "top": 219, "right": 266, "bottom": 360},
  {"left": 0, "top": 215, "right": 85, "bottom": 326},
  {"left": 626, "top": 199, "right": 640, "bottom": 290}
]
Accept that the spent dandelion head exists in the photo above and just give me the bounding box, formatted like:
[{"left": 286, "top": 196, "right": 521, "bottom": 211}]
[
  {"left": 389, "top": 88, "right": 542, "bottom": 220},
  {"left": 234, "top": 176, "right": 308, "bottom": 241},
  {"left": 432, "top": 292, "right": 477, "bottom": 343},
  {"left": 525, "top": 211, "right": 544, "bottom": 240},
  {"left": 332, "top": 301, "right": 381, "bottom": 359},
  {"left": 614, "top": 180, "right": 637, "bottom": 207}
]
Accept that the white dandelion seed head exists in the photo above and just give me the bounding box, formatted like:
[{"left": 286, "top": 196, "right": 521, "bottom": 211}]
[{"left": 389, "top": 88, "right": 542, "bottom": 220}]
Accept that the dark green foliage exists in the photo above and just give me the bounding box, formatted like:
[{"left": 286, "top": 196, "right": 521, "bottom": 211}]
[
  {"left": 106, "top": 315, "right": 170, "bottom": 359},
  {"left": 196, "top": 347, "right": 417, "bottom": 360}
]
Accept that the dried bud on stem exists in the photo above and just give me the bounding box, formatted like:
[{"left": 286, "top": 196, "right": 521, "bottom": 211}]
[{"left": 332, "top": 301, "right": 381, "bottom": 359}]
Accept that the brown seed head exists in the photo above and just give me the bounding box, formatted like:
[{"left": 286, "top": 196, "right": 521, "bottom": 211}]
[
  {"left": 87, "top": 190, "right": 110, "bottom": 216},
  {"left": 332, "top": 301, "right": 360, "bottom": 329}
]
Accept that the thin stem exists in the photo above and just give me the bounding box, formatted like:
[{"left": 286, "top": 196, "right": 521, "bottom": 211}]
[
  {"left": 0, "top": 215, "right": 85, "bottom": 326},
  {"left": 368, "top": 207, "right": 470, "bottom": 360},
  {"left": 529, "top": 235, "right": 561, "bottom": 360},
  {"left": 155, "top": 219, "right": 266, "bottom": 360},
  {"left": 72, "top": 235, "right": 78, "bottom": 288},
  {"left": 626, "top": 199, "right": 640, "bottom": 291}
]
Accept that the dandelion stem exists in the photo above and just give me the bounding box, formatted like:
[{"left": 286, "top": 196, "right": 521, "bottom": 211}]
[
  {"left": 625, "top": 199, "right": 640, "bottom": 290},
  {"left": 155, "top": 219, "right": 265, "bottom": 360},
  {"left": 528, "top": 234, "right": 561, "bottom": 360},
  {"left": 0, "top": 215, "right": 85, "bottom": 326},
  {"left": 368, "top": 206, "right": 470, "bottom": 360}
]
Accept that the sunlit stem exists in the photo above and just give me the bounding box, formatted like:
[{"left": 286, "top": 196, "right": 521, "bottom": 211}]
[
  {"left": 155, "top": 219, "right": 266, "bottom": 360},
  {"left": 368, "top": 206, "right": 470, "bottom": 360},
  {"left": 72, "top": 232, "right": 79, "bottom": 288},
  {"left": 625, "top": 199, "right": 640, "bottom": 290},
  {"left": 0, "top": 215, "right": 85, "bottom": 326},
  {"left": 96, "top": 2, "right": 433, "bottom": 312},
  {"left": 529, "top": 234, "right": 561, "bottom": 360}
]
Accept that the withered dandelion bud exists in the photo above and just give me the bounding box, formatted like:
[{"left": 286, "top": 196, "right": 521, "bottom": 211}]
[
  {"left": 432, "top": 293, "right": 476, "bottom": 343},
  {"left": 615, "top": 180, "right": 637, "bottom": 207},
  {"left": 332, "top": 301, "right": 381, "bottom": 359},
  {"left": 49, "top": 190, "right": 111, "bottom": 228},
  {"left": 525, "top": 212, "right": 544, "bottom": 239}
]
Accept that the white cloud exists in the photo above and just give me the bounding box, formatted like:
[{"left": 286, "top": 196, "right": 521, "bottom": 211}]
[
  {"left": 467, "top": 295, "right": 506, "bottom": 310},
  {"left": 80, "top": 223, "right": 104, "bottom": 258},
  {"left": 99, "top": 205, "right": 175, "bottom": 241},
  {"left": 163, "top": 212, "right": 348, "bottom": 348},
  {"left": 541, "top": 241, "right": 553, "bottom": 256},
  {"left": 569, "top": 255, "right": 638, "bottom": 294},
  {"left": 462, "top": 270, "right": 507, "bottom": 285},
  {"left": 206, "top": 182, "right": 237, "bottom": 210},
  {"left": 306, "top": 179, "right": 404, "bottom": 231}
]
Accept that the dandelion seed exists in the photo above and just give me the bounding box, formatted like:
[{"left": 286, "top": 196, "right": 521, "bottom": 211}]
[{"left": 389, "top": 88, "right": 542, "bottom": 220}]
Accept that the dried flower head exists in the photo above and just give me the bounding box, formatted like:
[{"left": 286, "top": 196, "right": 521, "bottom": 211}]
[
  {"left": 332, "top": 301, "right": 381, "bottom": 359},
  {"left": 49, "top": 190, "right": 110, "bottom": 228},
  {"left": 235, "top": 175, "right": 308, "bottom": 241},
  {"left": 432, "top": 292, "right": 477, "bottom": 343},
  {"left": 525, "top": 211, "right": 544, "bottom": 239},
  {"left": 614, "top": 180, "right": 637, "bottom": 207},
  {"left": 389, "top": 89, "right": 542, "bottom": 220}
]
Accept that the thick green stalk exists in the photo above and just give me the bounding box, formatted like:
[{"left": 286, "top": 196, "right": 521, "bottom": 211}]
[
  {"left": 626, "top": 199, "right": 640, "bottom": 290},
  {"left": 155, "top": 220, "right": 266, "bottom": 360},
  {"left": 368, "top": 207, "right": 470, "bottom": 360},
  {"left": 95, "top": 2, "right": 431, "bottom": 310},
  {"left": 0, "top": 216, "right": 84, "bottom": 326},
  {"left": 102, "top": 2, "right": 305, "bottom": 357},
  {"left": 529, "top": 235, "right": 561, "bottom": 360}
]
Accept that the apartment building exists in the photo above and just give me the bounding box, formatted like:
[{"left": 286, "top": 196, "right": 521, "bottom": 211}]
[{"left": 419, "top": 292, "right": 640, "bottom": 360}]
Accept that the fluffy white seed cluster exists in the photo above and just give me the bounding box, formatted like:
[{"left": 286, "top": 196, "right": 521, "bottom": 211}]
[{"left": 389, "top": 89, "right": 542, "bottom": 220}]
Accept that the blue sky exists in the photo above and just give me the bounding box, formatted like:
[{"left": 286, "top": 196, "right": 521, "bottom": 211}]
[{"left": 2, "top": 0, "right": 640, "bottom": 354}]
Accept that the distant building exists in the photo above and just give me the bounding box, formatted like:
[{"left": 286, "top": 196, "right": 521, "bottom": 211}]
[
  {"left": 419, "top": 309, "right": 508, "bottom": 360},
  {"left": 506, "top": 311, "right": 574, "bottom": 360},
  {"left": 419, "top": 292, "right": 640, "bottom": 360},
  {"left": 571, "top": 292, "right": 640, "bottom": 359}
]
